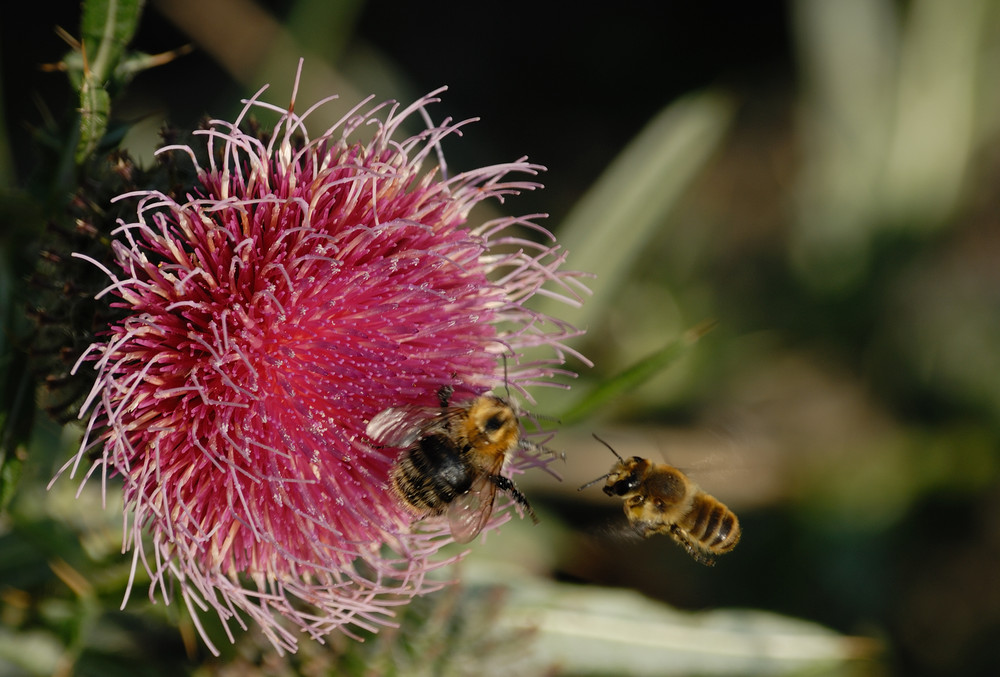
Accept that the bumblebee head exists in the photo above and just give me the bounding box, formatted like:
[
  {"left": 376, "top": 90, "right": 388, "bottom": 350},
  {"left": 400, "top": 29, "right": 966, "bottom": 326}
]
[{"left": 466, "top": 394, "right": 519, "bottom": 449}]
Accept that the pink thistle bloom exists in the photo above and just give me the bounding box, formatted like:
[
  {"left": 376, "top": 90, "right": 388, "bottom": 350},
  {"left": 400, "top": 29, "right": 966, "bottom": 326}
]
[{"left": 56, "top": 63, "right": 588, "bottom": 654}]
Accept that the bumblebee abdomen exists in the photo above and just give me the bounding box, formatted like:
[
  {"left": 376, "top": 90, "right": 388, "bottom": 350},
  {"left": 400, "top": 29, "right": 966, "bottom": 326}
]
[{"left": 391, "top": 434, "right": 473, "bottom": 513}]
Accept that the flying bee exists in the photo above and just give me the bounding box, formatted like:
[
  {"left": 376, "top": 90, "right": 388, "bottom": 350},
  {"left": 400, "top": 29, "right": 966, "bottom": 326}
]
[
  {"left": 579, "top": 435, "right": 740, "bottom": 565},
  {"left": 366, "top": 386, "right": 540, "bottom": 543}
]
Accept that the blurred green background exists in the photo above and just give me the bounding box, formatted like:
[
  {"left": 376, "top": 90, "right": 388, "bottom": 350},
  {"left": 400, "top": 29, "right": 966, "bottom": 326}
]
[{"left": 3, "top": 0, "right": 1000, "bottom": 675}]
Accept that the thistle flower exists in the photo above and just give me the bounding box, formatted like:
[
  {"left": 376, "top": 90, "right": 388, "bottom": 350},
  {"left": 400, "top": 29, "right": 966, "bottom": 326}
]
[{"left": 57, "top": 63, "right": 588, "bottom": 654}]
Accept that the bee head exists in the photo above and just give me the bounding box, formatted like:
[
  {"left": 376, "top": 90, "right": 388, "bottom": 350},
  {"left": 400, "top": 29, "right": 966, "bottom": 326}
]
[
  {"left": 579, "top": 435, "right": 642, "bottom": 494},
  {"left": 601, "top": 457, "right": 647, "bottom": 497}
]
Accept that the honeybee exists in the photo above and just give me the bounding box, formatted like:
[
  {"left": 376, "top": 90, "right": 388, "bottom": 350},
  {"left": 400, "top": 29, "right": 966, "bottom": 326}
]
[
  {"left": 366, "top": 386, "right": 539, "bottom": 543},
  {"left": 579, "top": 435, "right": 740, "bottom": 565}
]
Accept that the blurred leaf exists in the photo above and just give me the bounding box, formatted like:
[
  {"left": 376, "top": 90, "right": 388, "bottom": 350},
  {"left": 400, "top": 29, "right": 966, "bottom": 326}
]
[
  {"left": 880, "top": 0, "right": 989, "bottom": 228},
  {"left": 517, "top": 588, "right": 878, "bottom": 676},
  {"left": 0, "top": 627, "right": 65, "bottom": 676},
  {"left": 532, "top": 90, "right": 733, "bottom": 334},
  {"left": 791, "top": 0, "right": 992, "bottom": 290},
  {"left": 288, "top": 0, "right": 366, "bottom": 63},
  {"left": 557, "top": 321, "right": 715, "bottom": 426},
  {"left": 0, "top": 194, "right": 42, "bottom": 513},
  {"left": 459, "top": 562, "right": 880, "bottom": 677},
  {"left": 790, "top": 0, "right": 897, "bottom": 291}
]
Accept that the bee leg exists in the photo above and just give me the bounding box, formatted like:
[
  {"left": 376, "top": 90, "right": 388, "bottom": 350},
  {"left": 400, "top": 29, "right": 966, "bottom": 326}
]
[
  {"left": 669, "top": 525, "right": 716, "bottom": 566},
  {"left": 629, "top": 516, "right": 662, "bottom": 540},
  {"left": 490, "top": 474, "right": 539, "bottom": 524},
  {"left": 437, "top": 385, "right": 454, "bottom": 409},
  {"left": 623, "top": 496, "right": 648, "bottom": 532},
  {"left": 625, "top": 495, "right": 645, "bottom": 509}
]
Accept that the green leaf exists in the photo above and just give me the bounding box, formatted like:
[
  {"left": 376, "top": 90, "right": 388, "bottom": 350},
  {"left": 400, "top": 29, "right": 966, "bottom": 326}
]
[
  {"left": 79, "top": 0, "right": 146, "bottom": 84},
  {"left": 557, "top": 321, "right": 715, "bottom": 426},
  {"left": 530, "top": 90, "right": 733, "bottom": 335},
  {"left": 76, "top": 82, "right": 112, "bottom": 164},
  {"left": 69, "top": 0, "right": 146, "bottom": 162}
]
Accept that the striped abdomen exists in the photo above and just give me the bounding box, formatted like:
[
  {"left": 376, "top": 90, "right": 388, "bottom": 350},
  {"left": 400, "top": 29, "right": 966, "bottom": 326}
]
[{"left": 679, "top": 492, "right": 741, "bottom": 556}]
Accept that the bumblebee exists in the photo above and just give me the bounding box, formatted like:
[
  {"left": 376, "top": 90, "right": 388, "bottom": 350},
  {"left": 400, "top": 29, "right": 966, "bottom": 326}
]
[
  {"left": 367, "top": 387, "right": 538, "bottom": 543},
  {"left": 580, "top": 435, "right": 740, "bottom": 565}
]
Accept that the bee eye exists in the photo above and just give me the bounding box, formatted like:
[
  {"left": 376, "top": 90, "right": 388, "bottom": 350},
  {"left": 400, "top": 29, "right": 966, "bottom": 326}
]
[{"left": 607, "top": 478, "right": 632, "bottom": 496}]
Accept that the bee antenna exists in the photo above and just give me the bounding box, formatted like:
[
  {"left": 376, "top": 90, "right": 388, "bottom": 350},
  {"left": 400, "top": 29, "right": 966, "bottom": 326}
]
[
  {"left": 592, "top": 434, "right": 624, "bottom": 461},
  {"left": 578, "top": 473, "right": 611, "bottom": 491}
]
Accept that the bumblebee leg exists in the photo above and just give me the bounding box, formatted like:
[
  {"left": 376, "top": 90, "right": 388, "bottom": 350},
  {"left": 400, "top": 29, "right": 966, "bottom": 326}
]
[
  {"left": 437, "top": 385, "right": 454, "bottom": 409},
  {"left": 490, "top": 474, "right": 539, "bottom": 524}
]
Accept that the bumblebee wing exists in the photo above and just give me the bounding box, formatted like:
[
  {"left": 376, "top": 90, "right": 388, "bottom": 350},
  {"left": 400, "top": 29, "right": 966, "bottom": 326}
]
[
  {"left": 365, "top": 405, "right": 451, "bottom": 448},
  {"left": 446, "top": 473, "right": 500, "bottom": 544}
]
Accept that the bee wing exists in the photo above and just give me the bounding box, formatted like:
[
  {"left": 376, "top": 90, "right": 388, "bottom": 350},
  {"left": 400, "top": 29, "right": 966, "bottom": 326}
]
[
  {"left": 365, "top": 405, "right": 444, "bottom": 448},
  {"left": 446, "top": 473, "right": 500, "bottom": 544}
]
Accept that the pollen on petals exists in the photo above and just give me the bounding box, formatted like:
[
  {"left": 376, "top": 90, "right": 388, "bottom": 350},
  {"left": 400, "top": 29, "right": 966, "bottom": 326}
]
[{"left": 58, "top": 61, "right": 589, "bottom": 654}]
